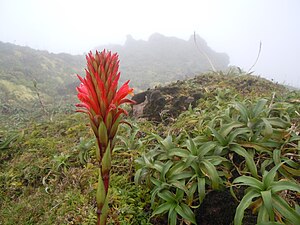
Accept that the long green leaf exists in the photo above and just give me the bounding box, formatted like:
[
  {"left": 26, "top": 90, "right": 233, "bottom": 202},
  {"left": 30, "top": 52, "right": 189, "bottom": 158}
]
[
  {"left": 175, "top": 203, "right": 196, "bottom": 224},
  {"left": 271, "top": 180, "right": 300, "bottom": 193},
  {"left": 201, "top": 160, "right": 220, "bottom": 189},
  {"left": 168, "top": 148, "right": 190, "bottom": 158},
  {"left": 261, "top": 190, "right": 275, "bottom": 221},
  {"left": 187, "top": 181, "right": 198, "bottom": 205},
  {"left": 168, "top": 204, "right": 177, "bottom": 225},
  {"left": 186, "top": 137, "right": 197, "bottom": 155},
  {"left": 161, "top": 160, "right": 173, "bottom": 181},
  {"left": 209, "top": 127, "right": 227, "bottom": 146},
  {"left": 253, "top": 99, "right": 268, "bottom": 117},
  {"left": 150, "top": 177, "right": 164, "bottom": 188},
  {"left": 158, "top": 190, "right": 176, "bottom": 202},
  {"left": 206, "top": 155, "right": 227, "bottom": 165},
  {"left": 134, "top": 168, "right": 144, "bottom": 185},
  {"left": 161, "top": 135, "right": 174, "bottom": 150},
  {"left": 289, "top": 135, "right": 300, "bottom": 142},
  {"left": 231, "top": 145, "right": 258, "bottom": 178},
  {"left": 262, "top": 118, "right": 273, "bottom": 139},
  {"left": 167, "top": 161, "right": 186, "bottom": 178},
  {"left": 272, "top": 194, "right": 300, "bottom": 225},
  {"left": 227, "top": 127, "right": 251, "bottom": 144},
  {"left": 198, "top": 141, "right": 217, "bottom": 157},
  {"left": 168, "top": 171, "right": 194, "bottom": 181},
  {"left": 197, "top": 177, "right": 206, "bottom": 203},
  {"left": 184, "top": 155, "right": 198, "bottom": 169},
  {"left": 234, "top": 190, "right": 261, "bottom": 225},
  {"left": 151, "top": 161, "right": 164, "bottom": 173},
  {"left": 191, "top": 161, "right": 201, "bottom": 176},
  {"left": 151, "top": 133, "right": 163, "bottom": 142},
  {"left": 282, "top": 165, "right": 300, "bottom": 176},
  {"left": 150, "top": 180, "right": 167, "bottom": 206},
  {"left": 272, "top": 149, "right": 281, "bottom": 165},
  {"left": 219, "top": 121, "right": 244, "bottom": 137},
  {"left": 175, "top": 188, "right": 184, "bottom": 201},
  {"left": 257, "top": 205, "right": 270, "bottom": 223},
  {"left": 267, "top": 118, "right": 290, "bottom": 129},
  {"left": 296, "top": 204, "right": 300, "bottom": 215},
  {"left": 169, "top": 180, "right": 189, "bottom": 196},
  {"left": 240, "top": 141, "right": 270, "bottom": 153},
  {"left": 233, "top": 175, "right": 264, "bottom": 190},
  {"left": 234, "top": 101, "right": 250, "bottom": 122},
  {"left": 260, "top": 159, "right": 273, "bottom": 175},
  {"left": 152, "top": 202, "right": 172, "bottom": 216},
  {"left": 259, "top": 140, "right": 281, "bottom": 148},
  {"left": 263, "top": 162, "right": 284, "bottom": 189}
]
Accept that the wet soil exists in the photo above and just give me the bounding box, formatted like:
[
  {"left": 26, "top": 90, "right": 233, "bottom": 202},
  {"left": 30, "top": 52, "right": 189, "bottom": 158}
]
[{"left": 195, "top": 190, "right": 237, "bottom": 225}]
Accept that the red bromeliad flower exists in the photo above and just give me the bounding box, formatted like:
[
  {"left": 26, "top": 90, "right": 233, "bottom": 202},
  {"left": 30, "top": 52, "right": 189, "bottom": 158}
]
[
  {"left": 76, "top": 50, "right": 134, "bottom": 153},
  {"left": 76, "top": 50, "right": 134, "bottom": 225}
]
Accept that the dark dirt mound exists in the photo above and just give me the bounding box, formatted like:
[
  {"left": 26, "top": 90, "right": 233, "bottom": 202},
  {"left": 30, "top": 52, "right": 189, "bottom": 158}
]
[
  {"left": 131, "top": 72, "right": 287, "bottom": 123},
  {"left": 195, "top": 190, "right": 237, "bottom": 225}
]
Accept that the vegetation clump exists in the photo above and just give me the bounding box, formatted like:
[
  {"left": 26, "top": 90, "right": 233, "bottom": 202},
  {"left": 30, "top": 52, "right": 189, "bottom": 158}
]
[{"left": 0, "top": 70, "right": 299, "bottom": 225}]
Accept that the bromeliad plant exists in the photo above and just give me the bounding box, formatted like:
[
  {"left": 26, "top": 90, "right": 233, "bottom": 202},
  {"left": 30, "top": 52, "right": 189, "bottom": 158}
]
[
  {"left": 134, "top": 94, "right": 299, "bottom": 224},
  {"left": 233, "top": 162, "right": 300, "bottom": 225},
  {"left": 76, "top": 50, "right": 134, "bottom": 225},
  {"left": 135, "top": 133, "right": 227, "bottom": 225}
]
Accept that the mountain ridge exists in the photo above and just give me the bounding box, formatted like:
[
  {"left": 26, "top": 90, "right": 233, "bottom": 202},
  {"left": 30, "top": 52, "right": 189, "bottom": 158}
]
[
  {"left": 95, "top": 33, "right": 229, "bottom": 90},
  {"left": 0, "top": 33, "right": 230, "bottom": 112}
]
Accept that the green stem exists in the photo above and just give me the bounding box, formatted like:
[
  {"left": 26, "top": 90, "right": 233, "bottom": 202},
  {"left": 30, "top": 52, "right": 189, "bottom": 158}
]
[
  {"left": 96, "top": 166, "right": 110, "bottom": 225},
  {"left": 96, "top": 167, "right": 106, "bottom": 225}
]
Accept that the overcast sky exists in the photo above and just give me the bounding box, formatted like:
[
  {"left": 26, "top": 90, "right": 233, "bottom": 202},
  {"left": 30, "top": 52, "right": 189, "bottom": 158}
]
[{"left": 0, "top": 0, "right": 299, "bottom": 88}]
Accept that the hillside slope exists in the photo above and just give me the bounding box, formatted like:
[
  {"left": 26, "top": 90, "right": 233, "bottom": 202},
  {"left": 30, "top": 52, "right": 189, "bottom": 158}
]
[
  {"left": 0, "top": 71, "right": 299, "bottom": 225},
  {"left": 0, "top": 41, "right": 84, "bottom": 112}
]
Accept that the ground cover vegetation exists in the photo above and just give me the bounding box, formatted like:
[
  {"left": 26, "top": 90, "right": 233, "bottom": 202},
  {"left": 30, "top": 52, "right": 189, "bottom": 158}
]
[{"left": 1, "top": 70, "right": 299, "bottom": 225}]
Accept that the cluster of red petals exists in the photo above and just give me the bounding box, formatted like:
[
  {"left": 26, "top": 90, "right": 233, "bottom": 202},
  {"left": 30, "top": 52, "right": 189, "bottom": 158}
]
[{"left": 76, "top": 50, "right": 134, "bottom": 130}]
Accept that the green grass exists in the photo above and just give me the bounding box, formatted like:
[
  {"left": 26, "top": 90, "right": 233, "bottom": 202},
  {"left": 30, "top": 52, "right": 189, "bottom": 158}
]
[{"left": 0, "top": 112, "right": 154, "bottom": 224}]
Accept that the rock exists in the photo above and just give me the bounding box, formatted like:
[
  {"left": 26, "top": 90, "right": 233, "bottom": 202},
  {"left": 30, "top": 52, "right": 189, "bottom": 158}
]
[
  {"left": 132, "top": 96, "right": 148, "bottom": 118},
  {"left": 143, "top": 90, "right": 166, "bottom": 121},
  {"left": 131, "top": 90, "right": 150, "bottom": 104},
  {"left": 130, "top": 84, "right": 203, "bottom": 123}
]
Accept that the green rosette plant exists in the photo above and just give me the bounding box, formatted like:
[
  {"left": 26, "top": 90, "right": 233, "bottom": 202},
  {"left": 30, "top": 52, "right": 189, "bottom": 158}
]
[
  {"left": 76, "top": 50, "right": 135, "bottom": 225},
  {"left": 233, "top": 163, "right": 300, "bottom": 225}
]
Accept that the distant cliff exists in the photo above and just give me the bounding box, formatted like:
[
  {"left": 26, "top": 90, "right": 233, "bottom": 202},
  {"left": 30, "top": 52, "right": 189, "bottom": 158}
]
[{"left": 95, "top": 33, "right": 230, "bottom": 90}]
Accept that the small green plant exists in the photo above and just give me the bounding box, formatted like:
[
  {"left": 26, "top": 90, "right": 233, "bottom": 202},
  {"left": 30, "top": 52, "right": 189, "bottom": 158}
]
[
  {"left": 115, "top": 123, "right": 144, "bottom": 152},
  {"left": 151, "top": 187, "right": 196, "bottom": 225},
  {"left": 77, "top": 137, "right": 94, "bottom": 165},
  {"left": 233, "top": 162, "right": 300, "bottom": 225},
  {"left": 135, "top": 133, "right": 227, "bottom": 225},
  {"left": 52, "top": 152, "right": 71, "bottom": 172},
  {"left": 208, "top": 123, "right": 258, "bottom": 178}
]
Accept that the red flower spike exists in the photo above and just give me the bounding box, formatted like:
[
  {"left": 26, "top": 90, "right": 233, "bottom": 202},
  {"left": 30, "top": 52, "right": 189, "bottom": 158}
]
[
  {"left": 77, "top": 49, "right": 134, "bottom": 137},
  {"left": 76, "top": 50, "right": 134, "bottom": 225}
]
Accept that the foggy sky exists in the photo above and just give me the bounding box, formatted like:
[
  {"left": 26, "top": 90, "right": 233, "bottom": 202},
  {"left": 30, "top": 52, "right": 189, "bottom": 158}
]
[{"left": 0, "top": 0, "right": 299, "bottom": 88}]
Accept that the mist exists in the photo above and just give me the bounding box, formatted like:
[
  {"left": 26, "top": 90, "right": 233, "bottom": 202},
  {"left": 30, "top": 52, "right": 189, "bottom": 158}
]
[{"left": 1, "top": 0, "right": 299, "bottom": 88}]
